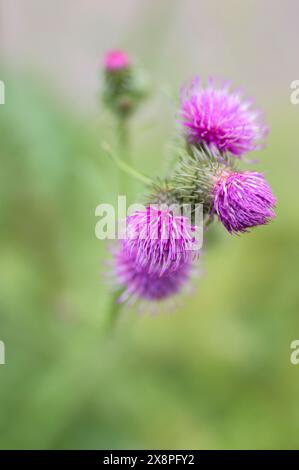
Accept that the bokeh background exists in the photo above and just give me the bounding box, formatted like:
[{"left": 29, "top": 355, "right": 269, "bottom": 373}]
[{"left": 0, "top": 0, "right": 299, "bottom": 449}]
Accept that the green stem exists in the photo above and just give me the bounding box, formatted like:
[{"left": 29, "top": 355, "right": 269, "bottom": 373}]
[
  {"left": 117, "top": 117, "right": 131, "bottom": 198},
  {"left": 105, "top": 118, "right": 131, "bottom": 332},
  {"left": 102, "top": 142, "right": 151, "bottom": 185},
  {"left": 104, "top": 290, "right": 123, "bottom": 334},
  {"left": 117, "top": 117, "right": 129, "bottom": 152},
  {"left": 103, "top": 118, "right": 151, "bottom": 332}
]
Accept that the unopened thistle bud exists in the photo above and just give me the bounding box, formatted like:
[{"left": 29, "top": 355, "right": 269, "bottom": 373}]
[
  {"left": 104, "top": 50, "right": 130, "bottom": 71},
  {"left": 102, "top": 49, "right": 148, "bottom": 117}
]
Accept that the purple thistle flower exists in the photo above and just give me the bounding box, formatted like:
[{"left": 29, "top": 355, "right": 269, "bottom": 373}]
[
  {"left": 180, "top": 77, "right": 268, "bottom": 157},
  {"left": 212, "top": 170, "right": 276, "bottom": 233},
  {"left": 123, "top": 206, "right": 199, "bottom": 275},
  {"left": 114, "top": 242, "right": 192, "bottom": 304}
]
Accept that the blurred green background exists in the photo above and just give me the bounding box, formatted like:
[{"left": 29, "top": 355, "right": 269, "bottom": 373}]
[{"left": 0, "top": 0, "right": 299, "bottom": 450}]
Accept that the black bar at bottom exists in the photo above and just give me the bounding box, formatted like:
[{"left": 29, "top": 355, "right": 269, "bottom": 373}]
[{"left": 0, "top": 449, "right": 296, "bottom": 466}]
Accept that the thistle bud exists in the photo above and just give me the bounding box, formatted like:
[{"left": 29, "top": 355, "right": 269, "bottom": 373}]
[
  {"left": 102, "top": 49, "right": 148, "bottom": 118},
  {"left": 104, "top": 50, "right": 130, "bottom": 71}
]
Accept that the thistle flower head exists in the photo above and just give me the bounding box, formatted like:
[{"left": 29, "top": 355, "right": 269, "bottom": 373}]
[
  {"left": 212, "top": 170, "right": 276, "bottom": 233},
  {"left": 170, "top": 145, "right": 233, "bottom": 218},
  {"left": 180, "top": 77, "right": 268, "bottom": 157},
  {"left": 104, "top": 50, "right": 130, "bottom": 71},
  {"left": 123, "top": 206, "right": 199, "bottom": 275},
  {"left": 114, "top": 243, "right": 192, "bottom": 304}
]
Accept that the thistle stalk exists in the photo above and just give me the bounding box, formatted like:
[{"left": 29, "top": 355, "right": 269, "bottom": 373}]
[
  {"left": 104, "top": 290, "right": 123, "bottom": 334},
  {"left": 117, "top": 116, "right": 131, "bottom": 199},
  {"left": 106, "top": 118, "right": 130, "bottom": 330}
]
